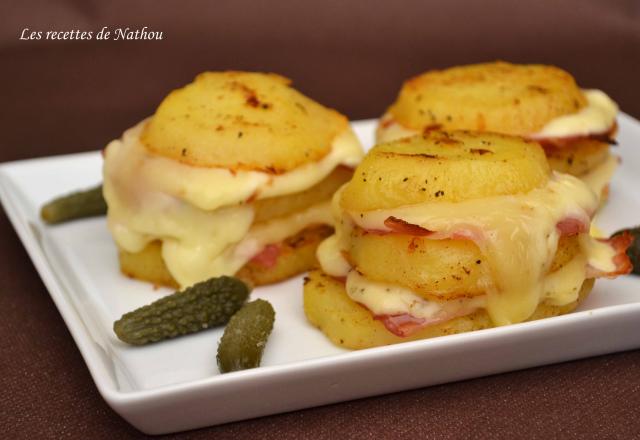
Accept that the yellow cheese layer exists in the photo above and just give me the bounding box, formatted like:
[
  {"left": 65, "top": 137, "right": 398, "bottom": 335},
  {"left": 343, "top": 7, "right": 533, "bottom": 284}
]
[
  {"left": 161, "top": 201, "right": 333, "bottom": 286},
  {"left": 580, "top": 153, "right": 619, "bottom": 198},
  {"left": 318, "top": 173, "right": 616, "bottom": 327},
  {"left": 316, "top": 234, "right": 352, "bottom": 277},
  {"left": 346, "top": 269, "right": 486, "bottom": 320},
  {"left": 342, "top": 250, "right": 592, "bottom": 320},
  {"left": 531, "top": 90, "right": 618, "bottom": 138},
  {"left": 377, "top": 89, "right": 618, "bottom": 143},
  {"left": 103, "top": 119, "right": 363, "bottom": 288}
]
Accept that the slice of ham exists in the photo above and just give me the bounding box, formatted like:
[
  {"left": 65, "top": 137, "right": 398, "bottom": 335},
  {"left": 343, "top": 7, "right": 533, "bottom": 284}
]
[
  {"left": 384, "top": 216, "right": 434, "bottom": 236},
  {"left": 556, "top": 216, "right": 590, "bottom": 236},
  {"left": 586, "top": 232, "right": 634, "bottom": 278},
  {"left": 375, "top": 313, "right": 427, "bottom": 337},
  {"left": 249, "top": 244, "right": 281, "bottom": 268},
  {"left": 374, "top": 307, "right": 475, "bottom": 337},
  {"left": 383, "top": 215, "right": 591, "bottom": 240}
]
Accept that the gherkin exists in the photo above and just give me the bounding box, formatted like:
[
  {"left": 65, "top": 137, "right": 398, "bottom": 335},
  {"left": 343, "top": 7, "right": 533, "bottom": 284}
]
[
  {"left": 114, "top": 276, "right": 250, "bottom": 345},
  {"left": 217, "top": 299, "right": 275, "bottom": 373},
  {"left": 40, "top": 184, "right": 107, "bottom": 224}
]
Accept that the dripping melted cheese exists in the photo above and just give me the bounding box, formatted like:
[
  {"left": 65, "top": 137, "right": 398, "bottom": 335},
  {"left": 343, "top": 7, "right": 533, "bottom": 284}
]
[
  {"left": 346, "top": 270, "right": 486, "bottom": 321},
  {"left": 318, "top": 173, "right": 618, "bottom": 327},
  {"left": 531, "top": 90, "right": 618, "bottom": 139},
  {"left": 580, "top": 153, "right": 619, "bottom": 199},
  {"left": 103, "top": 119, "right": 363, "bottom": 288}
]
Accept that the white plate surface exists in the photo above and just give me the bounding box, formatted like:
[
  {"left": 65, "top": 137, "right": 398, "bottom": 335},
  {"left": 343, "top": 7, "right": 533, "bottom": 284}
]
[{"left": 1, "top": 117, "right": 640, "bottom": 434}]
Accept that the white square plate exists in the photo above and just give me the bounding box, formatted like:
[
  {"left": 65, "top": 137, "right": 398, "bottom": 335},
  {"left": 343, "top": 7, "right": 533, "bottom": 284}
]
[{"left": 1, "top": 118, "right": 640, "bottom": 435}]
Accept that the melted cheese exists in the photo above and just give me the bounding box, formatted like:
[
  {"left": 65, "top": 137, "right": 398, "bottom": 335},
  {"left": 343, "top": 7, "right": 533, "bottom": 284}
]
[
  {"left": 542, "top": 254, "right": 587, "bottom": 306},
  {"left": 377, "top": 89, "right": 618, "bottom": 143},
  {"left": 318, "top": 173, "right": 606, "bottom": 326},
  {"left": 316, "top": 234, "right": 351, "bottom": 277},
  {"left": 581, "top": 153, "right": 619, "bottom": 198},
  {"left": 105, "top": 120, "right": 363, "bottom": 212},
  {"left": 531, "top": 90, "right": 618, "bottom": 139},
  {"left": 344, "top": 252, "right": 591, "bottom": 320},
  {"left": 346, "top": 270, "right": 485, "bottom": 320},
  {"left": 103, "top": 119, "right": 363, "bottom": 288},
  {"left": 163, "top": 201, "right": 333, "bottom": 286},
  {"left": 581, "top": 233, "right": 617, "bottom": 275}
]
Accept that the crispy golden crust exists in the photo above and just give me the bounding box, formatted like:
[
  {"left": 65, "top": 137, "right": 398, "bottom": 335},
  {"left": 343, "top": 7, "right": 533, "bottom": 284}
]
[
  {"left": 544, "top": 139, "right": 610, "bottom": 176},
  {"left": 119, "top": 240, "right": 179, "bottom": 289},
  {"left": 236, "top": 224, "right": 333, "bottom": 286},
  {"left": 341, "top": 130, "right": 550, "bottom": 211},
  {"left": 380, "top": 62, "right": 613, "bottom": 181},
  {"left": 119, "top": 224, "right": 333, "bottom": 288},
  {"left": 141, "top": 71, "right": 349, "bottom": 173},
  {"left": 303, "top": 268, "right": 594, "bottom": 350},
  {"left": 387, "top": 61, "right": 586, "bottom": 135},
  {"left": 253, "top": 166, "right": 352, "bottom": 223}
]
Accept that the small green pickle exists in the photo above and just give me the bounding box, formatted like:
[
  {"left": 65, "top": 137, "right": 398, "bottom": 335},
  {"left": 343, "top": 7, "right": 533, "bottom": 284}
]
[
  {"left": 114, "top": 276, "right": 250, "bottom": 345},
  {"left": 40, "top": 184, "right": 107, "bottom": 224},
  {"left": 613, "top": 226, "right": 640, "bottom": 275},
  {"left": 217, "top": 299, "right": 275, "bottom": 373}
]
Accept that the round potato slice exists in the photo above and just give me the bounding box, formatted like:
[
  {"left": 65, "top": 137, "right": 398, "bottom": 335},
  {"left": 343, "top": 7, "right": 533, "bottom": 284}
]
[
  {"left": 348, "top": 227, "right": 581, "bottom": 301},
  {"left": 253, "top": 166, "right": 352, "bottom": 223},
  {"left": 303, "top": 268, "right": 594, "bottom": 350},
  {"left": 387, "top": 61, "right": 586, "bottom": 135},
  {"left": 141, "top": 71, "right": 349, "bottom": 173},
  {"left": 341, "top": 130, "right": 549, "bottom": 212},
  {"left": 544, "top": 139, "right": 610, "bottom": 176}
]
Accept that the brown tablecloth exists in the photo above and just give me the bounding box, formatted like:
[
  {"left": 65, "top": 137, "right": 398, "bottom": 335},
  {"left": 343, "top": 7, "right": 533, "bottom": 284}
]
[{"left": 2, "top": 1, "right": 640, "bottom": 438}]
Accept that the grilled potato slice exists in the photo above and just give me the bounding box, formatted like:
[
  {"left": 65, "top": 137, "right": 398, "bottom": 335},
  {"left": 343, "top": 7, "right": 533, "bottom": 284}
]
[
  {"left": 386, "top": 62, "right": 586, "bottom": 135},
  {"left": 545, "top": 139, "right": 610, "bottom": 176},
  {"left": 348, "top": 228, "right": 581, "bottom": 301},
  {"left": 236, "top": 224, "right": 333, "bottom": 286},
  {"left": 141, "top": 71, "right": 348, "bottom": 173},
  {"left": 253, "top": 166, "right": 351, "bottom": 222},
  {"left": 303, "top": 269, "right": 593, "bottom": 350},
  {"left": 378, "top": 62, "right": 615, "bottom": 182},
  {"left": 341, "top": 130, "right": 549, "bottom": 212},
  {"left": 119, "top": 240, "right": 179, "bottom": 289}
]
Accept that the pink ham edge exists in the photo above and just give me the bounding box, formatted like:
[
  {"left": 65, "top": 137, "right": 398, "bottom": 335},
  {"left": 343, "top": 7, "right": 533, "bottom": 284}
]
[{"left": 249, "top": 244, "right": 281, "bottom": 268}]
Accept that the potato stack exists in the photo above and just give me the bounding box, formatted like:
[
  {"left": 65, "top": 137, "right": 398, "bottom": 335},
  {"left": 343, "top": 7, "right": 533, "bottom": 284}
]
[
  {"left": 305, "top": 130, "right": 631, "bottom": 349},
  {"left": 103, "top": 72, "right": 364, "bottom": 289},
  {"left": 376, "top": 62, "right": 619, "bottom": 200}
]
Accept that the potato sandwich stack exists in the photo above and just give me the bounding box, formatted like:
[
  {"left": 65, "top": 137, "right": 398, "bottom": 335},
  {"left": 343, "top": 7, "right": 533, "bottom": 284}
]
[
  {"left": 377, "top": 62, "right": 620, "bottom": 201},
  {"left": 305, "top": 130, "right": 632, "bottom": 349},
  {"left": 103, "top": 71, "right": 364, "bottom": 289}
]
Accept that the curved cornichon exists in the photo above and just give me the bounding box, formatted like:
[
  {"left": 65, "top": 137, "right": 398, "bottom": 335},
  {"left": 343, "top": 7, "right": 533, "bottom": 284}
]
[
  {"left": 217, "top": 299, "right": 275, "bottom": 373},
  {"left": 40, "top": 184, "right": 107, "bottom": 224},
  {"left": 113, "top": 276, "right": 250, "bottom": 345}
]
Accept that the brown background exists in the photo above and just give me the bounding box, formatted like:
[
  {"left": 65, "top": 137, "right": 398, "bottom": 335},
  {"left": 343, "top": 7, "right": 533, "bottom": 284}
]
[{"left": 2, "top": 0, "right": 640, "bottom": 438}]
